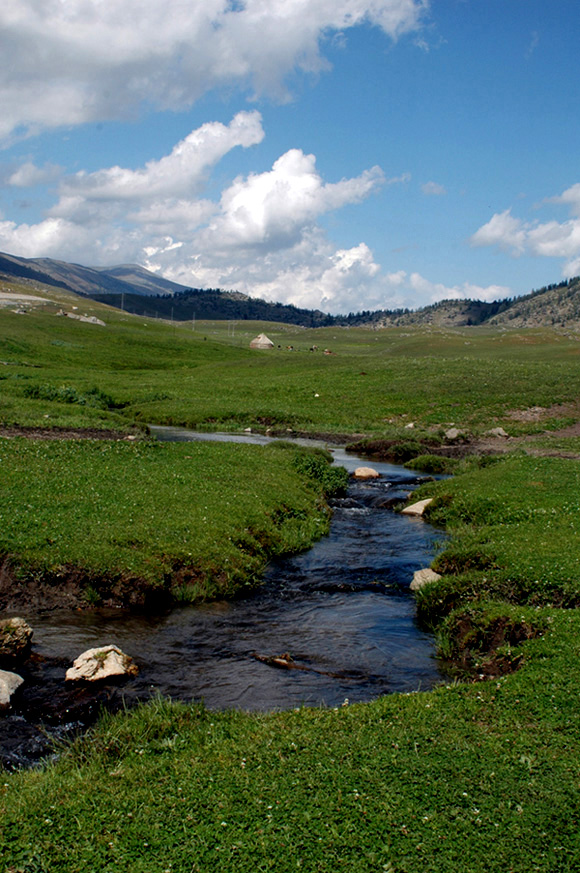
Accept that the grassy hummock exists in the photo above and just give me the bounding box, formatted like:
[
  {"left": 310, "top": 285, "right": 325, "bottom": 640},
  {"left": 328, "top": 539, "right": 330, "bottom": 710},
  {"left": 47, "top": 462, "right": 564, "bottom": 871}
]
[
  {"left": 0, "top": 438, "right": 344, "bottom": 609},
  {"left": 414, "top": 454, "right": 580, "bottom": 624}
]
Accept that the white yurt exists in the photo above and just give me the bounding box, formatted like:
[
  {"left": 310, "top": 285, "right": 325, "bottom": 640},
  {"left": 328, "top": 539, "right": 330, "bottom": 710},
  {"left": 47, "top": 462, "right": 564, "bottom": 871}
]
[{"left": 250, "top": 333, "right": 275, "bottom": 349}]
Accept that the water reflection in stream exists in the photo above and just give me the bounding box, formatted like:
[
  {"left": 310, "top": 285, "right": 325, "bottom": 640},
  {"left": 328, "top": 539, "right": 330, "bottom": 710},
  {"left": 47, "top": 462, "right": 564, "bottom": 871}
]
[{"left": 2, "top": 429, "right": 446, "bottom": 767}]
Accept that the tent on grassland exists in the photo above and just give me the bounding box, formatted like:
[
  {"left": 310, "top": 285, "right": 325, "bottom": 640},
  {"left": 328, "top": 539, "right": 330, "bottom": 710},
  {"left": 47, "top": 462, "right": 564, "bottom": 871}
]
[{"left": 250, "top": 333, "right": 275, "bottom": 349}]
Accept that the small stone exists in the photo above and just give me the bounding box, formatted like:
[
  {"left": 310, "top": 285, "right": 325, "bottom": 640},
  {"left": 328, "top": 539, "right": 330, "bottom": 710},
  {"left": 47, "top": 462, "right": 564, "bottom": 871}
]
[
  {"left": 445, "top": 427, "right": 462, "bottom": 440},
  {"left": 405, "top": 422, "right": 415, "bottom": 429},
  {"left": 66, "top": 645, "right": 138, "bottom": 682},
  {"left": 0, "top": 670, "right": 24, "bottom": 708},
  {"left": 487, "top": 427, "right": 509, "bottom": 438},
  {"left": 401, "top": 498, "right": 433, "bottom": 517},
  {"left": 410, "top": 568, "right": 442, "bottom": 592},
  {"left": 353, "top": 466, "right": 380, "bottom": 479}
]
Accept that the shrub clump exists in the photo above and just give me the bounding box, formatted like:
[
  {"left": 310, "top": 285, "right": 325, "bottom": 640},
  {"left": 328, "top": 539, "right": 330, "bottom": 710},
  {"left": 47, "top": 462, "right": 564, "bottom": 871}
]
[
  {"left": 23, "top": 383, "right": 125, "bottom": 410},
  {"left": 404, "top": 454, "right": 458, "bottom": 474},
  {"left": 291, "top": 448, "right": 349, "bottom": 497}
]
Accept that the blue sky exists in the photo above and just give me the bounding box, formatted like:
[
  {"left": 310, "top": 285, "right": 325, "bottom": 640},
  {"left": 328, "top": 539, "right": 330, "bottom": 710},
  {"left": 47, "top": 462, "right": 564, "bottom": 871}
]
[{"left": 0, "top": 0, "right": 579, "bottom": 313}]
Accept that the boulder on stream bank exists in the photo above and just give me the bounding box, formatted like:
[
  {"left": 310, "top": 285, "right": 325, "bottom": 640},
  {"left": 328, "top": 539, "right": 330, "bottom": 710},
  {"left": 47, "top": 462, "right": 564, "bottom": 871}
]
[
  {"left": 401, "top": 498, "right": 433, "bottom": 517},
  {"left": 410, "top": 568, "right": 442, "bottom": 592}
]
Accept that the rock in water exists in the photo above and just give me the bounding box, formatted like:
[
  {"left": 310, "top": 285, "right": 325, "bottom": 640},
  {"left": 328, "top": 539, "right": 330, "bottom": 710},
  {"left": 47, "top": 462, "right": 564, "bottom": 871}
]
[
  {"left": 353, "top": 467, "right": 380, "bottom": 479},
  {"left": 410, "top": 568, "right": 442, "bottom": 592},
  {"left": 0, "top": 618, "right": 33, "bottom": 663},
  {"left": 401, "top": 498, "right": 433, "bottom": 517},
  {"left": 66, "top": 645, "right": 138, "bottom": 682},
  {"left": 0, "top": 670, "right": 24, "bottom": 708}
]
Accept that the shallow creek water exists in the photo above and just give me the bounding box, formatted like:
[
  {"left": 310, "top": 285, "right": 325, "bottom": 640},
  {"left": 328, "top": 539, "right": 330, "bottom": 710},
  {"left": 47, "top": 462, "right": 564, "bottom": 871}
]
[{"left": 1, "top": 428, "right": 446, "bottom": 768}]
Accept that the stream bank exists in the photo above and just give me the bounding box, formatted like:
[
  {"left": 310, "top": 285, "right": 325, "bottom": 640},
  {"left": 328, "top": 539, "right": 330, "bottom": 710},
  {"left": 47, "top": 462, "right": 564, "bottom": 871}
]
[{"left": 1, "top": 431, "right": 447, "bottom": 768}]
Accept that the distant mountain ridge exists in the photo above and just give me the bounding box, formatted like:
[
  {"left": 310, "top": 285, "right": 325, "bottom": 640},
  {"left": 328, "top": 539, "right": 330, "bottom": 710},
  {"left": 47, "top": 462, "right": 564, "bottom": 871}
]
[
  {"left": 92, "top": 264, "right": 189, "bottom": 296},
  {"left": 0, "top": 251, "right": 182, "bottom": 298},
  {"left": 0, "top": 249, "right": 579, "bottom": 329}
]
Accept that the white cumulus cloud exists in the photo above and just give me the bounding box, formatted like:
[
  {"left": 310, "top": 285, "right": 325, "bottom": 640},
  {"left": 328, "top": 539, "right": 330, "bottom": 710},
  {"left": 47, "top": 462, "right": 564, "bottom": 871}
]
[
  {"left": 0, "top": 113, "right": 402, "bottom": 313},
  {"left": 5, "top": 161, "right": 61, "bottom": 187},
  {"left": 470, "top": 185, "right": 580, "bottom": 277},
  {"left": 58, "top": 112, "right": 265, "bottom": 206},
  {"left": 0, "top": 0, "right": 428, "bottom": 141},
  {"left": 197, "top": 149, "right": 385, "bottom": 252},
  {"left": 470, "top": 209, "right": 528, "bottom": 255},
  {"left": 407, "top": 272, "right": 511, "bottom": 303}
]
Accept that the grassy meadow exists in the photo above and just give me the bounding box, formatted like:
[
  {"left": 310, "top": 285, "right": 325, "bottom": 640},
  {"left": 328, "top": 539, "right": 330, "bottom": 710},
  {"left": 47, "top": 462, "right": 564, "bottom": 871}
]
[
  {"left": 2, "top": 282, "right": 580, "bottom": 870},
  {"left": 3, "top": 281, "right": 580, "bottom": 438}
]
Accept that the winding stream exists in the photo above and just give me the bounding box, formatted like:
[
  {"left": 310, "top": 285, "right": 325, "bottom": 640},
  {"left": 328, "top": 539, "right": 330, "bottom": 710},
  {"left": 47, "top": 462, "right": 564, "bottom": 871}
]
[{"left": 1, "top": 429, "right": 446, "bottom": 767}]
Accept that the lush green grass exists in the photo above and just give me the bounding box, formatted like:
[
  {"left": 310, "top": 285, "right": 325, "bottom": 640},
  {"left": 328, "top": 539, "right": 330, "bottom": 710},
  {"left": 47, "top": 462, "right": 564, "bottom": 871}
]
[
  {"left": 3, "top": 290, "right": 580, "bottom": 438},
  {"left": 0, "top": 438, "right": 345, "bottom": 606},
  {"left": 3, "top": 453, "right": 580, "bottom": 870}
]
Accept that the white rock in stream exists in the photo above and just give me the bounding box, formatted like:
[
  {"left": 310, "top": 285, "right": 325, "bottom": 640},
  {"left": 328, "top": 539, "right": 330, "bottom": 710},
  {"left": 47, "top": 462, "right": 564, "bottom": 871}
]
[
  {"left": 353, "top": 466, "right": 380, "bottom": 479},
  {"left": 66, "top": 645, "right": 138, "bottom": 682},
  {"left": 0, "top": 670, "right": 23, "bottom": 707},
  {"left": 410, "top": 568, "right": 442, "bottom": 592},
  {"left": 401, "top": 498, "right": 433, "bottom": 517}
]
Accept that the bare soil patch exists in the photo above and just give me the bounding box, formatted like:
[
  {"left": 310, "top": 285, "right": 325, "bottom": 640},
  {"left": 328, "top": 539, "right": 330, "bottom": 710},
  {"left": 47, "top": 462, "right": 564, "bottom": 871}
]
[
  {"left": 506, "top": 399, "right": 580, "bottom": 422},
  {"left": 0, "top": 425, "right": 135, "bottom": 441},
  {"left": 443, "top": 612, "right": 543, "bottom": 680}
]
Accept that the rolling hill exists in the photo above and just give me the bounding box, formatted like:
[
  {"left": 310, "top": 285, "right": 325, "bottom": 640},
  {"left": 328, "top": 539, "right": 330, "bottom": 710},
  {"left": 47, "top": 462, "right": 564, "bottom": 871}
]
[{"left": 0, "top": 249, "right": 579, "bottom": 329}]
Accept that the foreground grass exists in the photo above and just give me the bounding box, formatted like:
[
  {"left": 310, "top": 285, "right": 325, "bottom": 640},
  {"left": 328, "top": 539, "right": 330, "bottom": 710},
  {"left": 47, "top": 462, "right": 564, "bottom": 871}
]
[
  {"left": 0, "top": 438, "right": 344, "bottom": 606},
  {"left": 3, "top": 289, "right": 580, "bottom": 869}
]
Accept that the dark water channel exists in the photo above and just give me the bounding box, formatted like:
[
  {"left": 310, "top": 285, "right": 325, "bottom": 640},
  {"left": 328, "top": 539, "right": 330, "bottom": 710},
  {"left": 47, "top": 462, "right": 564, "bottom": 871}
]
[{"left": 1, "top": 429, "right": 446, "bottom": 768}]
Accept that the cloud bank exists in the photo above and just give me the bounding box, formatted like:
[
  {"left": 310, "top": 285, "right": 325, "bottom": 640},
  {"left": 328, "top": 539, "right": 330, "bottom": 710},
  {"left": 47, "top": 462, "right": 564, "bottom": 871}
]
[
  {"left": 0, "top": 107, "right": 505, "bottom": 313},
  {"left": 471, "top": 184, "right": 580, "bottom": 277},
  {"left": 0, "top": 0, "right": 428, "bottom": 141},
  {"left": 0, "top": 112, "right": 396, "bottom": 312},
  {"left": 0, "top": 2, "right": 515, "bottom": 313}
]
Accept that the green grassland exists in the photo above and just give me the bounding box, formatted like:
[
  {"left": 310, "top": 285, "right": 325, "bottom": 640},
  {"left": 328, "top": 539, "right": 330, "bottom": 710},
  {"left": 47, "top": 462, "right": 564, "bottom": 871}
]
[
  {"left": 2, "top": 283, "right": 580, "bottom": 870},
  {"left": 3, "top": 283, "right": 580, "bottom": 438}
]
